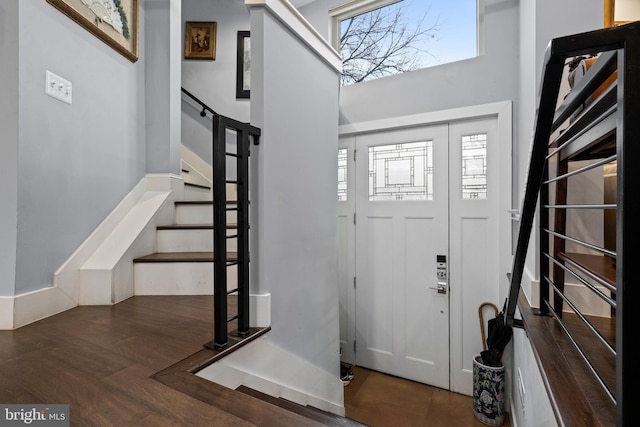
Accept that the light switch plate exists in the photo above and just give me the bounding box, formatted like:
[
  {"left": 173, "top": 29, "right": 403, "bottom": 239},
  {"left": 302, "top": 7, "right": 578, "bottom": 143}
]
[{"left": 46, "top": 70, "right": 72, "bottom": 104}]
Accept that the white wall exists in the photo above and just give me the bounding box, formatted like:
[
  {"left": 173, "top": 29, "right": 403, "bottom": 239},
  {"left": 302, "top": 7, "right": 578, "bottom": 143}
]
[
  {"left": 11, "top": 1, "right": 148, "bottom": 295},
  {"left": 313, "top": 0, "right": 522, "bottom": 236},
  {"left": 249, "top": 0, "right": 342, "bottom": 384},
  {"left": 0, "top": 0, "right": 19, "bottom": 296}
]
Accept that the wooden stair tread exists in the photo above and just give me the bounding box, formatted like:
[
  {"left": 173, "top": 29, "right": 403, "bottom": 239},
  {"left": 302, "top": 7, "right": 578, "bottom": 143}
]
[
  {"left": 157, "top": 224, "right": 238, "bottom": 230},
  {"left": 175, "top": 200, "right": 238, "bottom": 205},
  {"left": 184, "top": 182, "right": 211, "bottom": 190},
  {"left": 133, "top": 252, "right": 238, "bottom": 263},
  {"left": 236, "top": 385, "right": 368, "bottom": 426}
]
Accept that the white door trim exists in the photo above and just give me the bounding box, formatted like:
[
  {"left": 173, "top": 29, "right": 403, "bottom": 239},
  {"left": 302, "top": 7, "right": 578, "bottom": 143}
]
[{"left": 339, "top": 101, "right": 511, "bottom": 137}]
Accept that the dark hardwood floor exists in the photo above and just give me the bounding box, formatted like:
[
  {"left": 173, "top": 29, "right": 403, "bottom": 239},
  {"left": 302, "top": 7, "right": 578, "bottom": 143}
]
[
  {"left": 0, "top": 296, "right": 322, "bottom": 426},
  {"left": 0, "top": 296, "right": 511, "bottom": 426},
  {"left": 344, "top": 367, "right": 511, "bottom": 427}
]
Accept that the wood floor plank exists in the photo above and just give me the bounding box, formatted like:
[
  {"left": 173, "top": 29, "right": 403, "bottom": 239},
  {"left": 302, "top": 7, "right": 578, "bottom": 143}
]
[
  {"left": 0, "top": 329, "right": 61, "bottom": 360},
  {"left": 0, "top": 350, "right": 152, "bottom": 423},
  {"left": 121, "top": 295, "right": 215, "bottom": 322},
  {"left": 44, "top": 335, "right": 135, "bottom": 381},
  {"left": 102, "top": 364, "right": 254, "bottom": 426}
]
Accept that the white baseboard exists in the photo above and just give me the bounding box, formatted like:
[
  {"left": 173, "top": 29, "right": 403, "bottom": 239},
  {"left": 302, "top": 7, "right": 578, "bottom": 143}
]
[
  {"left": 10, "top": 286, "right": 76, "bottom": 329},
  {"left": 0, "top": 297, "right": 14, "bottom": 329}
]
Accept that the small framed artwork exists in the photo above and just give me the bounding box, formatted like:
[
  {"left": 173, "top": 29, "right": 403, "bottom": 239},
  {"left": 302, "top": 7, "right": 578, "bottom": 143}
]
[
  {"left": 185, "top": 21, "right": 217, "bottom": 60},
  {"left": 47, "top": 0, "right": 138, "bottom": 62},
  {"left": 236, "top": 31, "right": 251, "bottom": 99}
]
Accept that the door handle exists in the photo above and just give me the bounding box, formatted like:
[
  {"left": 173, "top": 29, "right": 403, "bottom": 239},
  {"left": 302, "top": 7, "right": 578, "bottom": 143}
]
[{"left": 429, "top": 282, "right": 448, "bottom": 294}]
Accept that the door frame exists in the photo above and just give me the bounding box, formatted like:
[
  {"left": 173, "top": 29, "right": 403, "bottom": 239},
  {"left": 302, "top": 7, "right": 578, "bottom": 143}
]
[{"left": 338, "top": 101, "right": 512, "bottom": 394}]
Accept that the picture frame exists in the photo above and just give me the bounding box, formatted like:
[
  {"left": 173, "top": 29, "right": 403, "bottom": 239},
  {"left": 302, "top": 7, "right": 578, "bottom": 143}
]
[
  {"left": 185, "top": 21, "right": 217, "bottom": 60},
  {"left": 47, "top": 0, "right": 138, "bottom": 62},
  {"left": 236, "top": 31, "right": 251, "bottom": 99},
  {"left": 604, "top": 0, "right": 636, "bottom": 27}
]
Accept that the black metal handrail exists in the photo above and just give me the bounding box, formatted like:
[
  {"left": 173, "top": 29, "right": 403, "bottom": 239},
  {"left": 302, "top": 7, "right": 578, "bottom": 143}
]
[
  {"left": 506, "top": 21, "right": 640, "bottom": 426},
  {"left": 181, "top": 87, "right": 261, "bottom": 350}
]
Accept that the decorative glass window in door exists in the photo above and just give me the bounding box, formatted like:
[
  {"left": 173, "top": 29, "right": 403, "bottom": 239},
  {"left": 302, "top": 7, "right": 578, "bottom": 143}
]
[
  {"left": 368, "top": 141, "right": 433, "bottom": 201},
  {"left": 338, "top": 148, "right": 348, "bottom": 201},
  {"left": 461, "top": 133, "right": 487, "bottom": 199}
]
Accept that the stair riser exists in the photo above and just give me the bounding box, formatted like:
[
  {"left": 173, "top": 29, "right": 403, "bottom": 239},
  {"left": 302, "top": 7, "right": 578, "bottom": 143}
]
[
  {"left": 156, "top": 229, "right": 238, "bottom": 252},
  {"left": 134, "top": 263, "right": 237, "bottom": 295},
  {"left": 174, "top": 205, "right": 237, "bottom": 225},
  {"left": 183, "top": 186, "right": 212, "bottom": 201}
]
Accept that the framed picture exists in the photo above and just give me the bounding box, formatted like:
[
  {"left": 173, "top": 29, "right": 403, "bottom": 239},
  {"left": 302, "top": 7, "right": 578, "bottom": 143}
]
[
  {"left": 236, "top": 31, "right": 251, "bottom": 99},
  {"left": 604, "top": 0, "right": 637, "bottom": 27},
  {"left": 185, "top": 22, "right": 217, "bottom": 60},
  {"left": 47, "top": 0, "right": 138, "bottom": 62}
]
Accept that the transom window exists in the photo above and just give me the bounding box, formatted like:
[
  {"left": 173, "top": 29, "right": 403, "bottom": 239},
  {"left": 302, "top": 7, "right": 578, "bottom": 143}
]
[{"left": 331, "top": 0, "right": 479, "bottom": 86}]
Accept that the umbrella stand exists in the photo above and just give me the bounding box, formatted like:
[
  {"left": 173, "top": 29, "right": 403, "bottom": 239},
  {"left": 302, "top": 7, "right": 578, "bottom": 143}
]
[
  {"left": 478, "top": 302, "right": 499, "bottom": 352},
  {"left": 474, "top": 300, "right": 511, "bottom": 426}
]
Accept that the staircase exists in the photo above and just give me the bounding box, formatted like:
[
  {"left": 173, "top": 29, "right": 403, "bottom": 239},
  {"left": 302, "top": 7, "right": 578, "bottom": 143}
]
[{"left": 132, "top": 180, "right": 239, "bottom": 296}]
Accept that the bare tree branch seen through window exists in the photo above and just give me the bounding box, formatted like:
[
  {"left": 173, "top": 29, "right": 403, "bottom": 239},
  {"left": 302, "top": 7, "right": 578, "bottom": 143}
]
[{"left": 340, "top": 1, "right": 440, "bottom": 86}]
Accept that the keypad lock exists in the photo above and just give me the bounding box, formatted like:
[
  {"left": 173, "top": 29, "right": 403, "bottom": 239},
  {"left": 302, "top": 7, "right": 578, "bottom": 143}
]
[{"left": 430, "top": 255, "right": 448, "bottom": 294}]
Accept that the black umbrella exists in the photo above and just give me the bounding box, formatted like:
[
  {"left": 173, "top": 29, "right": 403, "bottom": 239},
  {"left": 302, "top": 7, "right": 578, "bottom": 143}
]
[{"left": 480, "top": 299, "right": 513, "bottom": 367}]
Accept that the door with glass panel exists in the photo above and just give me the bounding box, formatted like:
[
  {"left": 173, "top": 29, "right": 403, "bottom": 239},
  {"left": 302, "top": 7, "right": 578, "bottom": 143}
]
[
  {"left": 338, "top": 116, "right": 507, "bottom": 392},
  {"left": 354, "top": 124, "right": 449, "bottom": 388}
]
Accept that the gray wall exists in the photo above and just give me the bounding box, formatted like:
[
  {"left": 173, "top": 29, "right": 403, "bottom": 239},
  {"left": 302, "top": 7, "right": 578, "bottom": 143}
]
[
  {"left": 181, "top": 0, "right": 251, "bottom": 167},
  {"left": 146, "top": 0, "right": 182, "bottom": 175},
  {"left": 0, "top": 0, "right": 19, "bottom": 296},
  {"left": 250, "top": 6, "right": 341, "bottom": 375},
  {"left": 11, "top": 1, "right": 148, "bottom": 295}
]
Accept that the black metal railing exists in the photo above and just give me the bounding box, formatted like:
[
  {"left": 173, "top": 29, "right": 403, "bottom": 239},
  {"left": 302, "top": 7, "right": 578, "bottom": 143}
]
[
  {"left": 181, "top": 87, "right": 261, "bottom": 350},
  {"left": 505, "top": 21, "right": 640, "bottom": 426}
]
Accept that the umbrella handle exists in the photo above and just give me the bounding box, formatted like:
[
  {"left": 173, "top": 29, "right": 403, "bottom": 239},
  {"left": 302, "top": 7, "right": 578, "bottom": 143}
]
[{"left": 478, "top": 302, "right": 499, "bottom": 351}]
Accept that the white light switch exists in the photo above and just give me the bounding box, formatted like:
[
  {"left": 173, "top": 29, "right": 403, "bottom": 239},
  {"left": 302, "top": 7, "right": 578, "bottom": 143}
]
[{"left": 45, "top": 70, "right": 72, "bottom": 105}]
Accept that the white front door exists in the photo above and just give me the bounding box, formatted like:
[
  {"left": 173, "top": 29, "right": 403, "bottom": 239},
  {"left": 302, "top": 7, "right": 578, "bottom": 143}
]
[
  {"left": 338, "top": 113, "right": 509, "bottom": 394},
  {"left": 354, "top": 125, "right": 450, "bottom": 388}
]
